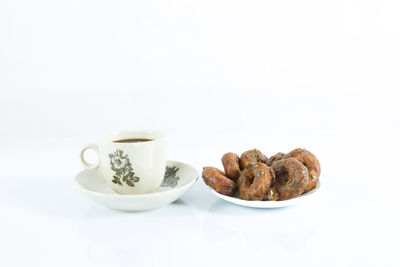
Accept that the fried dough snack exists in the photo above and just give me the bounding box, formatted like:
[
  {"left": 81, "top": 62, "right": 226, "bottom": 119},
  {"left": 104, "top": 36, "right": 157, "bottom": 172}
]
[
  {"left": 202, "top": 167, "right": 236, "bottom": 196},
  {"left": 268, "top": 158, "right": 309, "bottom": 200},
  {"left": 202, "top": 148, "right": 320, "bottom": 201},
  {"left": 284, "top": 148, "right": 320, "bottom": 192},
  {"left": 239, "top": 149, "right": 268, "bottom": 170},
  {"left": 237, "top": 163, "right": 274, "bottom": 200},
  {"left": 221, "top": 152, "right": 241, "bottom": 182},
  {"left": 266, "top": 152, "right": 286, "bottom": 166}
]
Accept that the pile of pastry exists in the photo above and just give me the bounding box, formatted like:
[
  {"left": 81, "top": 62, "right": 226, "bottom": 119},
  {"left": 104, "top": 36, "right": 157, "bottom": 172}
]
[{"left": 202, "top": 148, "right": 320, "bottom": 201}]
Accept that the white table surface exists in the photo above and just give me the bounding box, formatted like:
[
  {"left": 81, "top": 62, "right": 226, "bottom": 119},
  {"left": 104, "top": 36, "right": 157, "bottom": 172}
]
[{"left": 1, "top": 129, "right": 398, "bottom": 267}]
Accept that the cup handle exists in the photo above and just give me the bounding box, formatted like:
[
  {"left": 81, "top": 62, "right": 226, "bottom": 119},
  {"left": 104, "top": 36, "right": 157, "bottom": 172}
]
[{"left": 80, "top": 144, "right": 100, "bottom": 170}]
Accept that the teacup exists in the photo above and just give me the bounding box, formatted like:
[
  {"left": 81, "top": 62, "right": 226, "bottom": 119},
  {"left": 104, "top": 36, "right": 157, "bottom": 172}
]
[{"left": 80, "top": 130, "right": 165, "bottom": 195}]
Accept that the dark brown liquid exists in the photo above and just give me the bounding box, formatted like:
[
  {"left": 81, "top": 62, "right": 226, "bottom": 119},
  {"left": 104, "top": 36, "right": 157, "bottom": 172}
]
[{"left": 113, "top": 138, "right": 153, "bottom": 143}]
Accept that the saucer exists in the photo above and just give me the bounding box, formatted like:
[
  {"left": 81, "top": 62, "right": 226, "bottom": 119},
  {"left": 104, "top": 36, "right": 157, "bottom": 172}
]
[
  {"left": 209, "top": 181, "right": 321, "bottom": 208},
  {"left": 75, "top": 160, "right": 199, "bottom": 211}
]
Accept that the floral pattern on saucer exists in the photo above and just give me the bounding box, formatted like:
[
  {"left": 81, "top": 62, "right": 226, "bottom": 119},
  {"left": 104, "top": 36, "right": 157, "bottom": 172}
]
[
  {"left": 161, "top": 166, "right": 180, "bottom": 188},
  {"left": 109, "top": 149, "right": 140, "bottom": 187}
]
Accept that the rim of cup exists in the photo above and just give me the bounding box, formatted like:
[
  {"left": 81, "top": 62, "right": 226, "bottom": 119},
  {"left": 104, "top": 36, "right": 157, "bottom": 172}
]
[{"left": 101, "top": 129, "right": 164, "bottom": 144}]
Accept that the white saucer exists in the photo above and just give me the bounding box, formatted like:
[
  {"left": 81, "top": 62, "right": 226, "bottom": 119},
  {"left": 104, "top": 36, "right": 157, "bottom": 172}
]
[
  {"left": 209, "top": 181, "right": 321, "bottom": 208},
  {"left": 75, "top": 160, "right": 199, "bottom": 211}
]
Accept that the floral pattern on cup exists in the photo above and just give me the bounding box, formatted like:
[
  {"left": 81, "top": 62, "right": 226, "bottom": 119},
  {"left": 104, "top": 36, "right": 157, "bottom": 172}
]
[
  {"left": 109, "top": 149, "right": 140, "bottom": 187},
  {"left": 161, "top": 166, "right": 180, "bottom": 188}
]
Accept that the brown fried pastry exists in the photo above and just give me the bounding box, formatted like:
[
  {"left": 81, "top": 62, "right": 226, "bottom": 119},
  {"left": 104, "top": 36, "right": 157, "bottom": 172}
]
[
  {"left": 239, "top": 149, "right": 268, "bottom": 170},
  {"left": 266, "top": 152, "right": 286, "bottom": 166},
  {"left": 202, "top": 167, "right": 236, "bottom": 196},
  {"left": 221, "top": 152, "right": 241, "bottom": 182},
  {"left": 268, "top": 158, "right": 309, "bottom": 200},
  {"left": 237, "top": 163, "right": 274, "bottom": 200},
  {"left": 284, "top": 148, "right": 320, "bottom": 192}
]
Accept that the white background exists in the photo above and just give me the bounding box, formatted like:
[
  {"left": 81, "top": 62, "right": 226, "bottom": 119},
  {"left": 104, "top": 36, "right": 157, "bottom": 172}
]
[{"left": 1, "top": 1, "right": 399, "bottom": 266}]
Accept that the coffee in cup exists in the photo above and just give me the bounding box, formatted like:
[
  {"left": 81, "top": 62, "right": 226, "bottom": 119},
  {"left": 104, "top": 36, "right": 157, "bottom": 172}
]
[{"left": 80, "top": 130, "right": 165, "bottom": 195}]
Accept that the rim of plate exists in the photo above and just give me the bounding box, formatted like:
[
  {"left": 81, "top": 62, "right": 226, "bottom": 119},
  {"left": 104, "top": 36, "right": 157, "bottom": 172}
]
[
  {"left": 209, "top": 180, "right": 321, "bottom": 207},
  {"left": 75, "top": 160, "right": 199, "bottom": 198}
]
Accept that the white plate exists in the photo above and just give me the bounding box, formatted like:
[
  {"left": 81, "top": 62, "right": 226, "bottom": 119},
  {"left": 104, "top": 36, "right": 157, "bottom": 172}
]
[
  {"left": 209, "top": 181, "right": 321, "bottom": 208},
  {"left": 75, "top": 160, "right": 199, "bottom": 211}
]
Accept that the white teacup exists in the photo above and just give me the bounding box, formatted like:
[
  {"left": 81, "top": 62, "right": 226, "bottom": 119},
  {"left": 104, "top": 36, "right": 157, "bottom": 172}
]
[{"left": 80, "top": 130, "right": 165, "bottom": 195}]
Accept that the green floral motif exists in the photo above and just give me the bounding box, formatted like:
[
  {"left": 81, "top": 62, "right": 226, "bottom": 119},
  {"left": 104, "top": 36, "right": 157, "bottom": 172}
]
[
  {"left": 161, "top": 166, "right": 180, "bottom": 188},
  {"left": 108, "top": 149, "right": 140, "bottom": 187}
]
